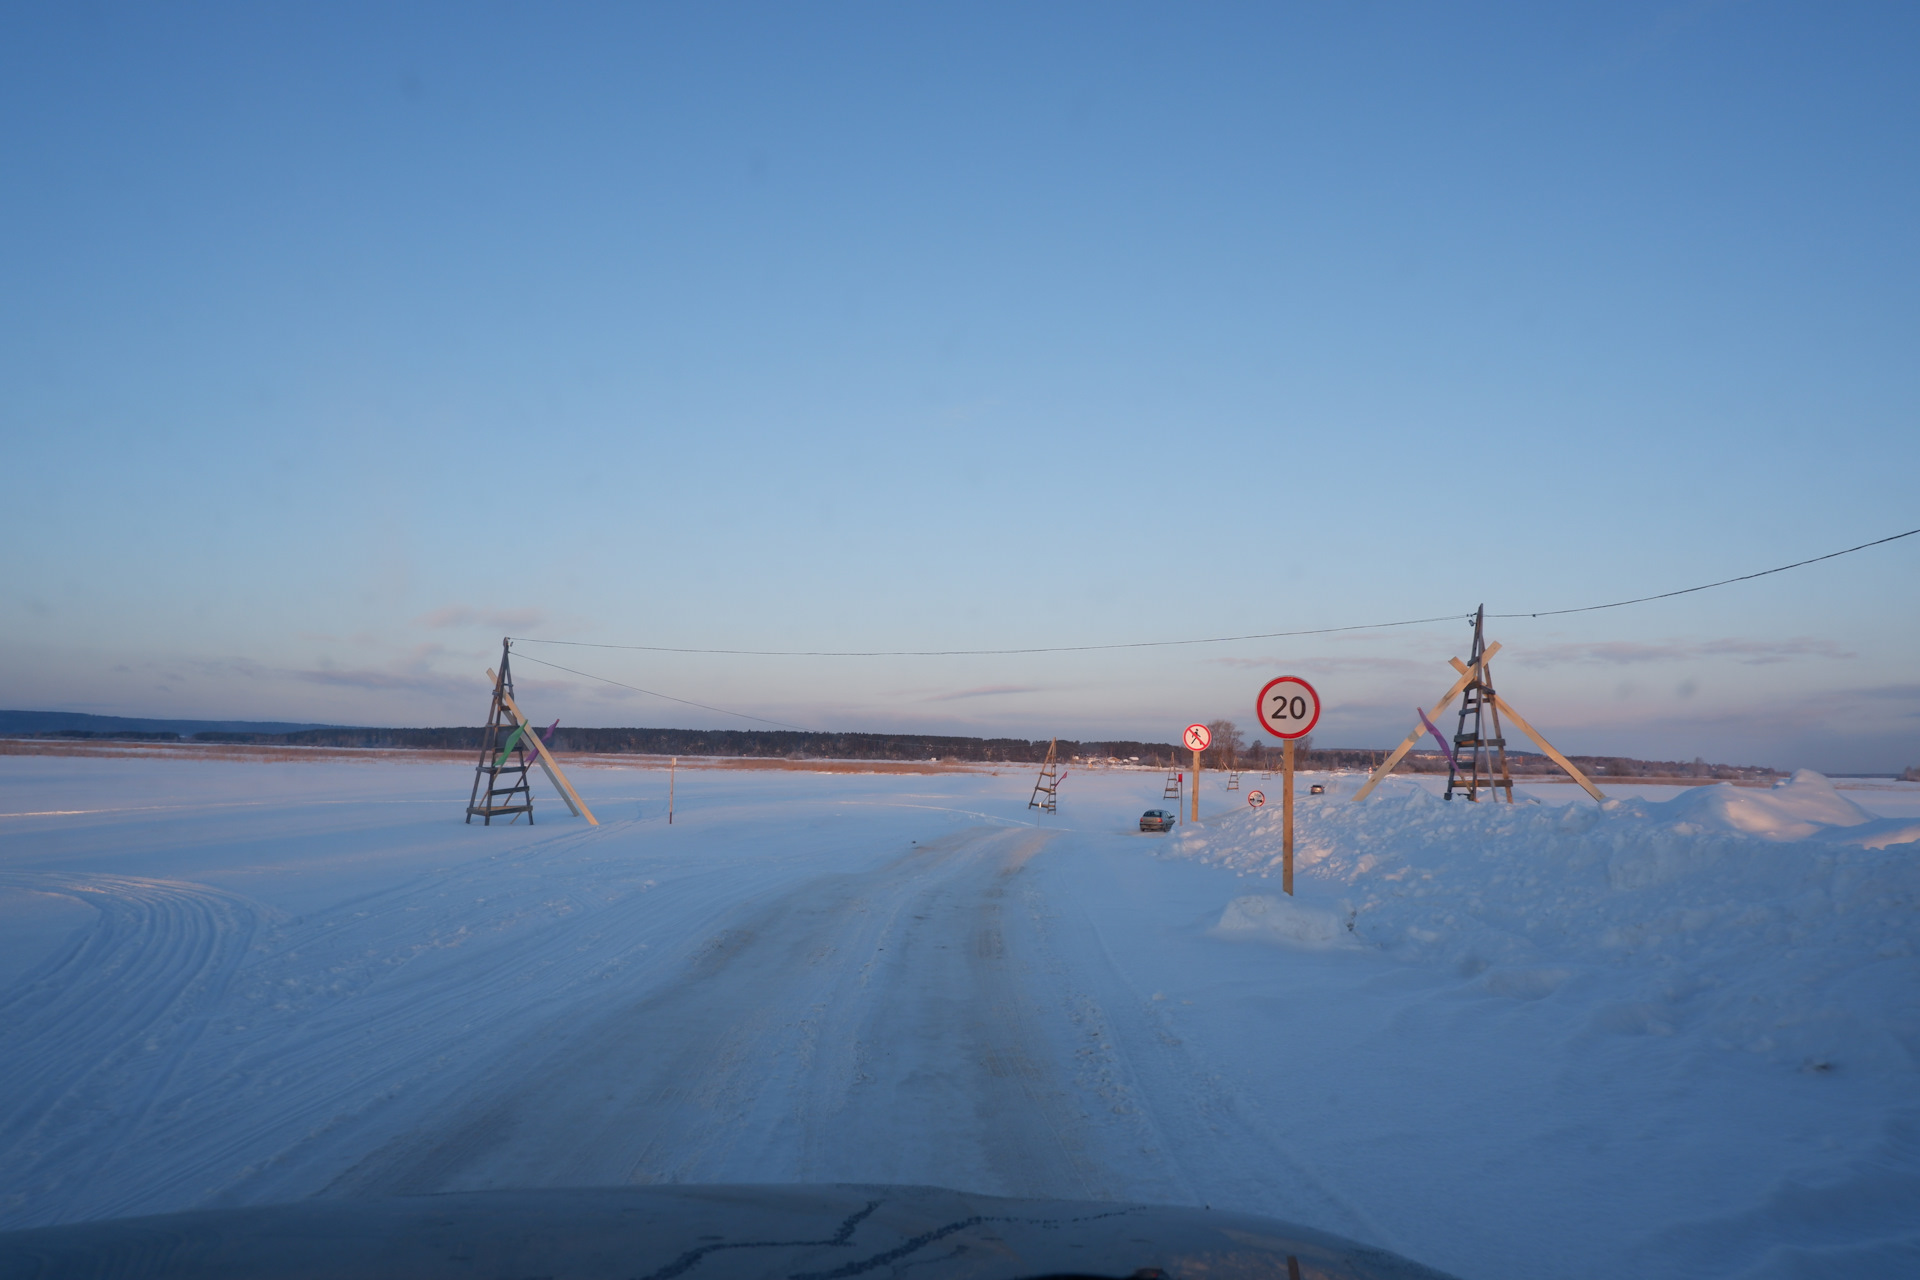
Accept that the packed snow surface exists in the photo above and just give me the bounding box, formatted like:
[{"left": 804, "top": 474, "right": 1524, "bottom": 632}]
[{"left": 1, "top": 754, "right": 1916, "bottom": 1280}]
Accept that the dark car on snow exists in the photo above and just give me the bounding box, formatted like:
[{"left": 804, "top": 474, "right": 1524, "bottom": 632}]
[{"left": 1139, "top": 809, "right": 1175, "bottom": 832}]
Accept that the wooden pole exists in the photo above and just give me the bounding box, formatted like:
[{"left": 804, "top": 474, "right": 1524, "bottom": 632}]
[
  {"left": 669, "top": 756, "right": 676, "bottom": 824},
  {"left": 1282, "top": 737, "right": 1295, "bottom": 896},
  {"left": 1190, "top": 747, "right": 1201, "bottom": 824},
  {"left": 1352, "top": 641, "right": 1503, "bottom": 802}
]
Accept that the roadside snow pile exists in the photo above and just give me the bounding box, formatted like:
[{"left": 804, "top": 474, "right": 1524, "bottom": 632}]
[
  {"left": 1664, "top": 768, "right": 1920, "bottom": 845},
  {"left": 1171, "top": 771, "right": 1920, "bottom": 1073},
  {"left": 1211, "top": 893, "right": 1355, "bottom": 950}
]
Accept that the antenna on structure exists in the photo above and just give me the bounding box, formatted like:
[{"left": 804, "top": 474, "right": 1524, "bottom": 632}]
[
  {"left": 1029, "top": 738, "right": 1062, "bottom": 813},
  {"left": 467, "top": 638, "right": 599, "bottom": 826},
  {"left": 1447, "top": 605, "right": 1513, "bottom": 802}
]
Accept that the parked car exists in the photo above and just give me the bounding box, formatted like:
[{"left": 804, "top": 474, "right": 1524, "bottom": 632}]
[{"left": 1139, "top": 809, "right": 1176, "bottom": 832}]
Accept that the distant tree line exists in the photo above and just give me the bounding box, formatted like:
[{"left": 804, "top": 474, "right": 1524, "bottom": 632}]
[
  {"left": 1393, "top": 751, "right": 1777, "bottom": 780},
  {"left": 181, "top": 726, "right": 1188, "bottom": 764},
  {"left": 14, "top": 725, "right": 1783, "bottom": 778}
]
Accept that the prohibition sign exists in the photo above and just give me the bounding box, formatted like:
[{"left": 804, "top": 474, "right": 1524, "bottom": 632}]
[
  {"left": 1183, "top": 723, "right": 1212, "bottom": 752},
  {"left": 1256, "top": 676, "right": 1321, "bottom": 740},
  {"left": 1247, "top": 790, "right": 1266, "bottom": 808}
]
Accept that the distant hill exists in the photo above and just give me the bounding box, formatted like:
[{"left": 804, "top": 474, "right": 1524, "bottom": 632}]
[{"left": 0, "top": 709, "right": 343, "bottom": 737}]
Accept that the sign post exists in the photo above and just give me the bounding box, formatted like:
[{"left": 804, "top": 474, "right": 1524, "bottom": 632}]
[
  {"left": 1182, "top": 723, "right": 1211, "bottom": 825},
  {"left": 1254, "top": 677, "right": 1321, "bottom": 896},
  {"left": 1247, "top": 789, "right": 1266, "bottom": 809}
]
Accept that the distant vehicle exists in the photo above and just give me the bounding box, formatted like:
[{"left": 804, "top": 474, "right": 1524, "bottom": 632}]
[
  {"left": 1140, "top": 809, "right": 1176, "bottom": 832},
  {"left": 1309, "top": 784, "right": 1325, "bottom": 795}
]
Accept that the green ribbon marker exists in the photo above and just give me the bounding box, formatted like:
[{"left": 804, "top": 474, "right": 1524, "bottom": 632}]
[{"left": 495, "top": 722, "right": 528, "bottom": 768}]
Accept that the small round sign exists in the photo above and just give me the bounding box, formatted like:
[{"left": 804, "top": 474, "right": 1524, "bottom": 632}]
[
  {"left": 1183, "top": 723, "right": 1212, "bottom": 751},
  {"left": 1256, "top": 676, "right": 1321, "bottom": 739},
  {"left": 1247, "top": 789, "right": 1266, "bottom": 808}
]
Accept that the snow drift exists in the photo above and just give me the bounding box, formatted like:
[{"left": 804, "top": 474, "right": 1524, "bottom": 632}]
[{"left": 1171, "top": 771, "right": 1920, "bottom": 1073}]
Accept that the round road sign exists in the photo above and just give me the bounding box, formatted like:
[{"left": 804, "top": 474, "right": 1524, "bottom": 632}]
[
  {"left": 1247, "top": 790, "right": 1266, "bottom": 808},
  {"left": 1183, "top": 723, "right": 1212, "bottom": 752},
  {"left": 1256, "top": 676, "right": 1321, "bottom": 740}
]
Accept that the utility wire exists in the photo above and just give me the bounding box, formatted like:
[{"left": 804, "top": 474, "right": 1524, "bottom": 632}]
[
  {"left": 510, "top": 524, "right": 1917, "bottom": 659},
  {"left": 511, "top": 612, "right": 1473, "bottom": 658},
  {"left": 1486, "top": 526, "right": 1919, "bottom": 620},
  {"left": 510, "top": 650, "right": 812, "bottom": 732}
]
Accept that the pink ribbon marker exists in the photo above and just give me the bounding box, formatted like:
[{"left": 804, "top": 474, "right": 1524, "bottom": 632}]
[{"left": 1417, "top": 707, "right": 1456, "bottom": 770}]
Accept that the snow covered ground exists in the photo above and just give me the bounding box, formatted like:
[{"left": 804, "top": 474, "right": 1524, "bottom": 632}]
[{"left": 0, "top": 753, "right": 1915, "bottom": 1279}]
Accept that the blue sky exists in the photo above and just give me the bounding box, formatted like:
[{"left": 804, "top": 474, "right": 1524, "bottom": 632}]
[{"left": 3, "top": 2, "right": 1916, "bottom": 771}]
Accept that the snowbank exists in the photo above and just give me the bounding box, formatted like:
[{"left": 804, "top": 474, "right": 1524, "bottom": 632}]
[
  {"left": 1170, "top": 771, "right": 1920, "bottom": 1073},
  {"left": 1210, "top": 893, "right": 1356, "bottom": 950}
]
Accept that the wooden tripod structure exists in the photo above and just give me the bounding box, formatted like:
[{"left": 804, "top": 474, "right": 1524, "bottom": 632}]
[
  {"left": 466, "top": 639, "right": 599, "bottom": 826},
  {"left": 1447, "top": 606, "right": 1513, "bottom": 802},
  {"left": 1353, "top": 615, "right": 1605, "bottom": 804},
  {"left": 1028, "top": 738, "right": 1062, "bottom": 813}
]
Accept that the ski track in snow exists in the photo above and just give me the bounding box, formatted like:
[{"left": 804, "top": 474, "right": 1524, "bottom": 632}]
[{"left": 0, "top": 872, "right": 265, "bottom": 1222}]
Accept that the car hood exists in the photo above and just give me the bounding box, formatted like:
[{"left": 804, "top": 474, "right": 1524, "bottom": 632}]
[{"left": 0, "top": 1183, "right": 1462, "bottom": 1279}]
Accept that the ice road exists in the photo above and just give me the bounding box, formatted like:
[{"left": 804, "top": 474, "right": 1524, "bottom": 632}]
[{"left": 1, "top": 752, "right": 1915, "bottom": 1280}]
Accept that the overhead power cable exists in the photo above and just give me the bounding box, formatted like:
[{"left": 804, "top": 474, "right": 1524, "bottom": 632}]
[
  {"left": 510, "top": 524, "right": 1917, "bottom": 659},
  {"left": 511, "top": 612, "right": 1472, "bottom": 658},
  {"left": 510, "top": 651, "right": 812, "bottom": 732},
  {"left": 1487, "top": 525, "right": 1919, "bottom": 620}
]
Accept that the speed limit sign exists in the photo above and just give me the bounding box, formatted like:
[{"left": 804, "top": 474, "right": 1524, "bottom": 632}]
[
  {"left": 1183, "top": 723, "right": 1212, "bottom": 751},
  {"left": 1247, "top": 790, "right": 1266, "bottom": 808},
  {"left": 1256, "top": 676, "right": 1320, "bottom": 740}
]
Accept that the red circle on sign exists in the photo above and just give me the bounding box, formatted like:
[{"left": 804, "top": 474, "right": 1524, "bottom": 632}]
[
  {"left": 1256, "top": 676, "right": 1321, "bottom": 739},
  {"left": 1247, "top": 790, "right": 1266, "bottom": 808},
  {"left": 1182, "top": 723, "right": 1212, "bottom": 751}
]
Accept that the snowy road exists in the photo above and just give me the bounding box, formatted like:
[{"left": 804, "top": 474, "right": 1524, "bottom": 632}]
[
  {"left": 324, "top": 825, "right": 1116, "bottom": 1199},
  {"left": 2, "top": 753, "right": 1915, "bottom": 1279}
]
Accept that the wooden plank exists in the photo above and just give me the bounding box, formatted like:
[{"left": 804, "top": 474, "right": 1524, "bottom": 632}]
[
  {"left": 486, "top": 670, "right": 600, "bottom": 825},
  {"left": 1443, "top": 657, "right": 1607, "bottom": 802},
  {"left": 1351, "top": 641, "right": 1501, "bottom": 802},
  {"left": 1282, "top": 737, "right": 1295, "bottom": 896}
]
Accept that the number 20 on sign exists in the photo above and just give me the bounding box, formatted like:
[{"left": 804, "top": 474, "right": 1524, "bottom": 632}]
[{"left": 1255, "top": 676, "right": 1320, "bottom": 897}]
